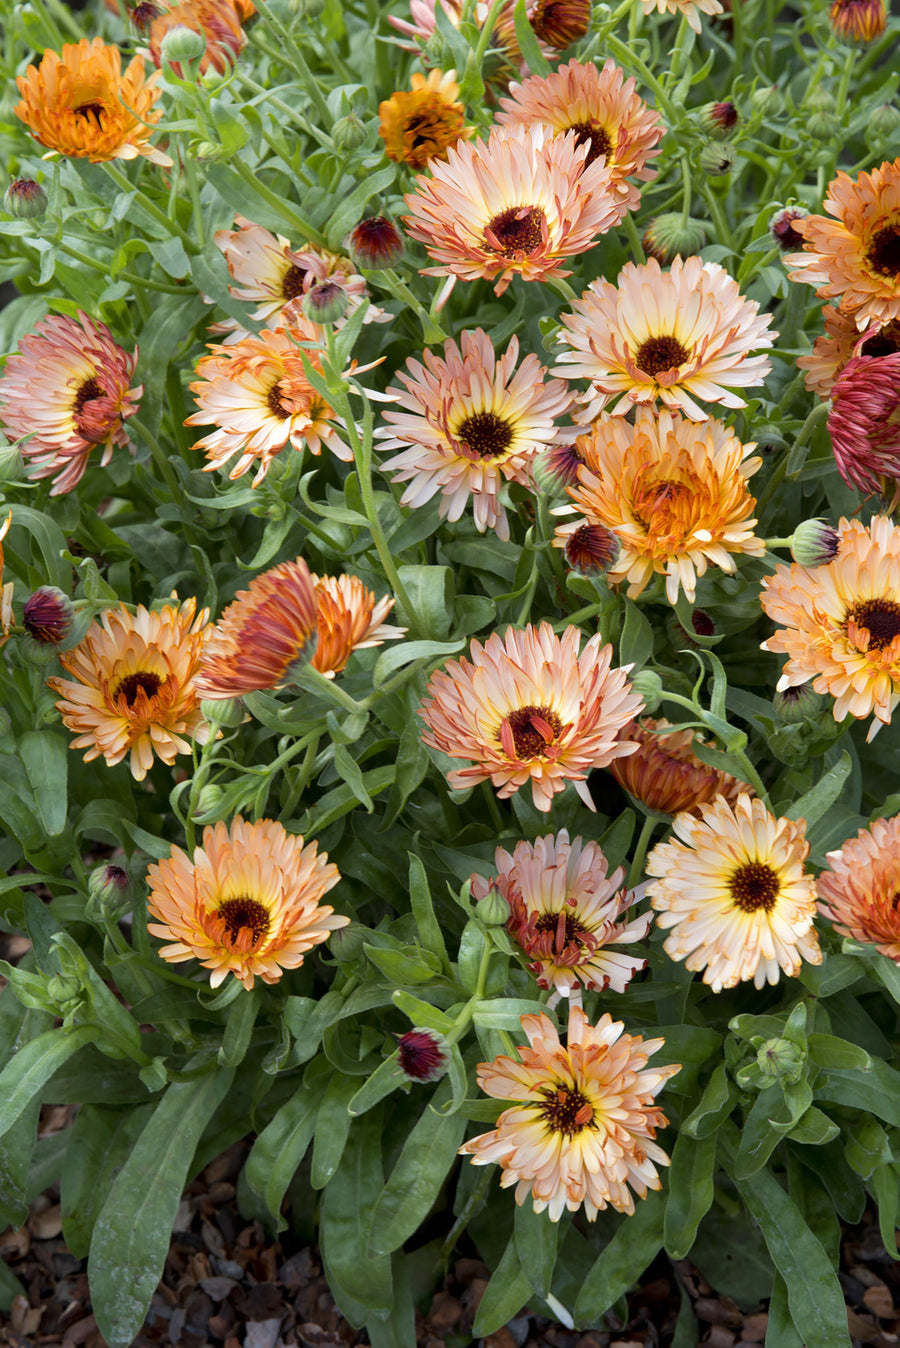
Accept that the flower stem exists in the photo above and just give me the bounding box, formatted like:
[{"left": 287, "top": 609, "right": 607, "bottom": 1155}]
[
  {"left": 229, "top": 154, "right": 329, "bottom": 248},
  {"left": 378, "top": 270, "right": 448, "bottom": 344},
  {"left": 102, "top": 163, "right": 196, "bottom": 252},
  {"left": 626, "top": 813, "right": 657, "bottom": 888}
]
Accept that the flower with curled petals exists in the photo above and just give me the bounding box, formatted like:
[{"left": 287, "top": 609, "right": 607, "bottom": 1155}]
[
  {"left": 419, "top": 622, "right": 644, "bottom": 811},
  {"left": 610, "top": 718, "right": 749, "bottom": 816},
  {"left": 799, "top": 308, "right": 900, "bottom": 396},
  {"left": 564, "top": 409, "right": 765, "bottom": 603},
  {"left": 379, "top": 68, "right": 472, "bottom": 169},
  {"left": 827, "top": 353, "right": 900, "bottom": 501},
  {"left": 376, "top": 329, "right": 572, "bottom": 540},
  {"left": 555, "top": 257, "right": 775, "bottom": 420},
  {"left": 639, "top": 0, "right": 723, "bottom": 30},
  {"left": 646, "top": 793, "right": 822, "bottom": 992},
  {"left": 0, "top": 312, "right": 141, "bottom": 496},
  {"left": 817, "top": 815, "right": 900, "bottom": 960},
  {"left": 785, "top": 161, "right": 900, "bottom": 331},
  {"left": 15, "top": 37, "right": 169, "bottom": 165},
  {"left": 761, "top": 516, "right": 900, "bottom": 740},
  {"left": 495, "top": 60, "right": 665, "bottom": 213},
  {"left": 147, "top": 817, "right": 346, "bottom": 990},
  {"left": 311, "top": 574, "right": 405, "bottom": 678},
  {"left": 47, "top": 600, "right": 211, "bottom": 781},
  {"left": 829, "top": 0, "right": 887, "bottom": 42},
  {"left": 470, "top": 830, "right": 649, "bottom": 998},
  {"left": 402, "top": 124, "right": 625, "bottom": 297},
  {"left": 459, "top": 1006, "right": 679, "bottom": 1220}
]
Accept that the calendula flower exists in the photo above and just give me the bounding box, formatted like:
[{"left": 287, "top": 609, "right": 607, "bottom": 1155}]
[
  {"left": 147, "top": 0, "right": 246, "bottom": 73},
  {"left": 471, "top": 831, "right": 650, "bottom": 997},
  {"left": 828, "top": 353, "right": 900, "bottom": 501},
  {"left": 459, "top": 1006, "right": 679, "bottom": 1220},
  {"left": 197, "top": 557, "right": 319, "bottom": 699},
  {"left": 47, "top": 600, "right": 211, "bottom": 781},
  {"left": 610, "top": 718, "right": 748, "bottom": 815},
  {"left": 0, "top": 312, "right": 141, "bottom": 496},
  {"left": 639, "top": 0, "right": 723, "bottom": 30},
  {"left": 817, "top": 815, "right": 900, "bottom": 960},
  {"left": 376, "top": 329, "right": 572, "bottom": 540},
  {"left": 185, "top": 324, "right": 347, "bottom": 485},
  {"left": 565, "top": 409, "right": 765, "bottom": 603},
  {"left": 311, "top": 574, "right": 405, "bottom": 677},
  {"left": 147, "top": 817, "right": 346, "bottom": 989},
  {"left": 761, "top": 516, "right": 900, "bottom": 739},
  {"left": 419, "top": 623, "right": 643, "bottom": 811},
  {"left": 0, "top": 513, "right": 13, "bottom": 648},
  {"left": 829, "top": 0, "right": 887, "bottom": 41},
  {"left": 495, "top": 60, "right": 665, "bottom": 213},
  {"left": 799, "top": 309, "right": 900, "bottom": 396},
  {"left": 520, "top": 0, "right": 591, "bottom": 47},
  {"left": 15, "top": 37, "right": 169, "bottom": 165},
  {"left": 389, "top": 0, "right": 556, "bottom": 70},
  {"left": 555, "top": 257, "right": 775, "bottom": 420},
  {"left": 646, "top": 793, "right": 822, "bottom": 992},
  {"left": 379, "top": 69, "right": 472, "bottom": 170},
  {"left": 785, "top": 161, "right": 900, "bottom": 331},
  {"left": 402, "top": 124, "right": 625, "bottom": 297}
]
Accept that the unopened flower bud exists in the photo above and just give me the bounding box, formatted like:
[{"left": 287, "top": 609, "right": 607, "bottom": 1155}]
[
  {"left": 160, "top": 23, "right": 207, "bottom": 67},
  {"left": 751, "top": 85, "right": 783, "bottom": 117},
  {"left": 630, "top": 668, "right": 663, "bottom": 715},
  {"left": 756, "top": 1036, "right": 805, "bottom": 1083},
  {"left": 4, "top": 178, "right": 48, "bottom": 219},
  {"left": 192, "top": 140, "right": 227, "bottom": 161},
  {"left": 397, "top": 1027, "right": 448, "bottom": 1082},
  {"left": 806, "top": 85, "right": 835, "bottom": 114},
  {"left": 790, "top": 518, "right": 840, "bottom": 567},
  {"left": 87, "top": 863, "right": 133, "bottom": 920},
  {"left": 328, "top": 922, "right": 367, "bottom": 963},
  {"left": 529, "top": 0, "right": 591, "bottom": 48},
  {"left": 807, "top": 111, "right": 840, "bottom": 141},
  {"left": 346, "top": 216, "right": 404, "bottom": 269},
  {"left": 193, "top": 784, "right": 224, "bottom": 820},
  {"left": 770, "top": 206, "right": 808, "bottom": 251},
  {"left": 476, "top": 887, "right": 511, "bottom": 926},
  {"left": 869, "top": 102, "right": 900, "bottom": 151},
  {"left": 699, "top": 141, "right": 736, "bottom": 176},
  {"left": 532, "top": 440, "right": 586, "bottom": 495},
  {"left": 773, "top": 684, "right": 823, "bottom": 723},
  {"left": 332, "top": 113, "right": 368, "bottom": 153},
  {"left": 131, "top": 0, "right": 164, "bottom": 32},
  {"left": 829, "top": 0, "right": 886, "bottom": 42},
  {"left": 642, "top": 212, "right": 707, "bottom": 264},
  {"left": 46, "top": 974, "right": 83, "bottom": 1015},
  {"left": 697, "top": 101, "right": 739, "bottom": 137},
  {"left": 557, "top": 520, "right": 620, "bottom": 575},
  {"left": 200, "top": 697, "right": 245, "bottom": 726},
  {"left": 23, "top": 587, "right": 74, "bottom": 644},
  {"left": 303, "top": 279, "right": 350, "bottom": 325}
]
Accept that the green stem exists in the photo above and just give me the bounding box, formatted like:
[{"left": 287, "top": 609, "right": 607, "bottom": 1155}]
[
  {"left": 481, "top": 779, "right": 505, "bottom": 834},
  {"left": 102, "top": 163, "right": 196, "bottom": 251},
  {"left": 230, "top": 155, "right": 328, "bottom": 247},
  {"left": 294, "top": 663, "right": 367, "bottom": 713},
  {"left": 250, "top": 0, "right": 334, "bottom": 127},
  {"left": 604, "top": 33, "right": 679, "bottom": 123},
  {"left": 622, "top": 209, "right": 646, "bottom": 264},
  {"left": 626, "top": 814, "right": 657, "bottom": 889},
  {"left": 698, "top": 182, "right": 730, "bottom": 246},
  {"left": 377, "top": 270, "right": 448, "bottom": 344},
  {"left": 55, "top": 241, "right": 188, "bottom": 294}
]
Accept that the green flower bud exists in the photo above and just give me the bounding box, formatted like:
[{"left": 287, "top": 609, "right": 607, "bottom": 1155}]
[
  {"left": 303, "top": 279, "right": 350, "bottom": 325},
  {"left": 699, "top": 141, "right": 736, "bottom": 176},
  {"left": 20, "top": 635, "right": 61, "bottom": 666},
  {"left": 332, "top": 113, "right": 368, "bottom": 153},
  {"left": 642, "top": 212, "right": 707, "bottom": 264},
  {"left": 327, "top": 922, "right": 367, "bottom": 964},
  {"left": 192, "top": 784, "right": 225, "bottom": 821},
  {"left": 4, "top": 178, "right": 48, "bottom": 219},
  {"left": 756, "top": 1036, "right": 806, "bottom": 1083},
  {"left": 477, "top": 888, "right": 511, "bottom": 926},
  {"left": 160, "top": 23, "right": 207, "bottom": 67},
  {"left": 869, "top": 102, "right": 900, "bottom": 152},
  {"left": 192, "top": 140, "right": 228, "bottom": 162},
  {"left": 807, "top": 111, "right": 840, "bottom": 141},
  {"left": 696, "top": 101, "right": 739, "bottom": 137},
  {"left": 630, "top": 668, "right": 663, "bottom": 715},
  {"left": 86, "top": 862, "right": 133, "bottom": 922},
  {"left": 750, "top": 85, "right": 783, "bottom": 117},
  {"left": 806, "top": 85, "right": 836, "bottom": 114},
  {"left": 773, "top": 684, "right": 824, "bottom": 724},
  {"left": 790, "top": 518, "right": 839, "bottom": 567},
  {"left": 46, "top": 974, "right": 84, "bottom": 1017},
  {"left": 200, "top": 697, "right": 245, "bottom": 727}
]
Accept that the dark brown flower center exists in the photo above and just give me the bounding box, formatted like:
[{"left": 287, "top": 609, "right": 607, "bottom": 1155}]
[
  {"left": 849, "top": 599, "right": 900, "bottom": 649},
  {"left": 729, "top": 861, "right": 780, "bottom": 914},
  {"left": 634, "top": 334, "right": 691, "bottom": 378},
  {"left": 282, "top": 264, "right": 309, "bottom": 301},
  {"left": 569, "top": 121, "right": 613, "bottom": 167},
  {"left": 861, "top": 320, "right": 900, "bottom": 358},
  {"left": 267, "top": 380, "right": 290, "bottom": 418},
  {"left": 484, "top": 206, "right": 546, "bottom": 257},
  {"left": 114, "top": 671, "right": 162, "bottom": 706},
  {"left": 538, "top": 1084, "right": 595, "bottom": 1136},
  {"left": 74, "top": 102, "right": 107, "bottom": 125},
  {"left": 73, "top": 377, "right": 103, "bottom": 416},
  {"left": 501, "top": 704, "right": 563, "bottom": 759},
  {"left": 867, "top": 224, "right": 900, "bottom": 278},
  {"left": 534, "top": 910, "right": 588, "bottom": 948},
  {"left": 457, "top": 411, "right": 514, "bottom": 460},
  {"left": 218, "top": 897, "right": 271, "bottom": 946}
]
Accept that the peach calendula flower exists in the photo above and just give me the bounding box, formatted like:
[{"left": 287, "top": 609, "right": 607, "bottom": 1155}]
[
  {"left": 470, "top": 830, "right": 650, "bottom": 998},
  {"left": 147, "top": 0, "right": 246, "bottom": 74},
  {"left": 785, "top": 161, "right": 900, "bottom": 331},
  {"left": 147, "top": 817, "right": 347, "bottom": 990},
  {"left": 564, "top": 409, "right": 765, "bottom": 604},
  {"left": 185, "top": 323, "right": 348, "bottom": 485},
  {"left": 761, "top": 516, "right": 900, "bottom": 740},
  {"left": 610, "top": 718, "right": 748, "bottom": 815},
  {"left": 459, "top": 1006, "right": 679, "bottom": 1220},
  {"left": 47, "top": 600, "right": 212, "bottom": 781},
  {"left": 639, "top": 0, "right": 723, "bottom": 30},
  {"left": 829, "top": 0, "right": 887, "bottom": 42},
  {"left": 379, "top": 69, "right": 472, "bottom": 170},
  {"left": 0, "top": 312, "right": 141, "bottom": 496},
  {"left": 828, "top": 353, "right": 900, "bottom": 502},
  {"left": 402, "top": 124, "right": 625, "bottom": 297},
  {"left": 495, "top": 59, "right": 665, "bottom": 213},
  {"left": 311, "top": 574, "right": 405, "bottom": 678},
  {"left": 376, "top": 329, "right": 572, "bottom": 541},
  {"left": 555, "top": 257, "right": 775, "bottom": 421},
  {"left": 817, "top": 815, "right": 900, "bottom": 960},
  {"left": 197, "top": 557, "right": 319, "bottom": 700},
  {"left": 646, "top": 793, "right": 822, "bottom": 993},
  {"left": 419, "top": 622, "right": 644, "bottom": 811},
  {"left": 15, "top": 37, "right": 169, "bottom": 166},
  {"left": 799, "top": 308, "right": 900, "bottom": 397}
]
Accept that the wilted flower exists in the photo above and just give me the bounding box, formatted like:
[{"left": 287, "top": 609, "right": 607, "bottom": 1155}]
[
  {"left": 419, "top": 623, "right": 644, "bottom": 811},
  {"left": 639, "top": 0, "right": 723, "bottom": 30},
  {"left": 610, "top": 718, "right": 748, "bottom": 815},
  {"left": 646, "top": 793, "right": 822, "bottom": 992},
  {"left": 47, "top": 600, "right": 212, "bottom": 781},
  {"left": 827, "top": 353, "right": 900, "bottom": 502},
  {"left": 147, "top": 817, "right": 346, "bottom": 989},
  {"left": 23, "top": 587, "right": 75, "bottom": 645},
  {"left": 0, "top": 312, "right": 141, "bottom": 496},
  {"left": 829, "top": 0, "right": 887, "bottom": 41},
  {"left": 397, "top": 1028, "right": 448, "bottom": 1081},
  {"left": 817, "top": 815, "right": 900, "bottom": 960},
  {"left": 311, "top": 574, "right": 405, "bottom": 678},
  {"left": 379, "top": 69, "right": 472, "bottom": 169},
  {"left": 459, "top": 1006, "right": 679, "bottom": 1219}
]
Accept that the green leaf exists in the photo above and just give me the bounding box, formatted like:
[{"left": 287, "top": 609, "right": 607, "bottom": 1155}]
[
  {"left": 6, "top": 506, "right": 70, "bottom": 590},
  {"left": 0, "top": 1258, "right": 24, "bottom": 1313},
  {"left": 363, "top": 943, "right": 442, "bottom": 985},
  {"left": 735, "top": 1086, "right": 809, "bottom": 1181},
  {"left": 456, "top": 920, "right": 487, "bottom": 995},
  {"left": 373, "top": 637, "right": 466, "bottom": 688},
  {"left": 472, "top": 997, "right": 548, "bottom": 1030},
  {"left": 395, "top": 565, "right": 453, "bottom": 640},
  {"left": 0, "top": 1025, "right": 96, "bottom": 1140},
  {"left": 391, "top": 990, "right": 456, "bottom": 1033},
  {"left": 60, "top": 1104, "right": 154, "bottom": 1258},
  {"left": 408, "top": 854, "right": 451, "bottom": 973},
  {"left": 514, "top": 1200, "right": 558, "bottom": 1298},
  {"left": 0, "top": 1096, "right": 39, "bottom": 1229},
  {"left": 620, "top": 598, "right": 654, "bottom": 670},
  {"left": 381, "top": 710, "right": 430, "bottom": 829},
  {"left": 870, "top": 1163, "right": 900, "bottom": 1260},
  {"left": 787, "top": 1107, "right": 839, "bottom": 1146},
  {"left": 664, "top": 1131, "right": 716, "bottom": 1259},
  {"left": 244, "top": 1079, "right": 319, "bottom": 1232},
  {"left": 574, "top": 1190, "right": 666, "bottom": 1325},
  {"left": 368, "top": 1078, "right": 467, "bottom": 1256},
  {"left": 217, "top": 986, "right": 260, "bottom": 1067},
  {"left": 89, "top": 1070, "right": 234, "bottom": 1348},
  {"left": 135, "top": 292, "right": 208, "bottom": 435},
  {"left": 18, "top": 732, "right": 69, "bottom": 837},
  {"left": 311, "top": 1072, "right": 358, "bottom": 1189},
  {"left": 807, "top": 1033, "right": 871, "bottom": 1072},
  {"left": 471, "top": 1235, "right": 532, "bottom": 1337},
  {"left": 845, "top": 1117, "right": 892, "bottom": 1179},
  {"left": 816, "top": 1060, "right": 900, "bottom": 1128},
  {"left": 332, "top": 742, "right": 375, "bottom": 811},
  {"left": 782, "top": 752, "right": 851, "bottom": 826},
  {"left": 320, "top": 1110, "right": 393, "bottom": 1318},
  {"left": 766, "top": 1275, "right": 804, "bottom": 1348},
  {"left": 682, "top": 1063, "right": 736, "bottom": 1139},
  {"left": 348, "top": 1052, "right": 406, "bottom": 1117},
  {"left": 511, "top": 0, "right": 552, "bottom": 74}
]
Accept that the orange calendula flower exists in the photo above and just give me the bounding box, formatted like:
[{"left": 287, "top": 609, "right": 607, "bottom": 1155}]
[
  {"left": 555, "top": 257, "right": 776, "bottom": 420},
  {"left": 147, "top": 0, "right": 247, "bottom": 73},
  {"left": 376, "top": 329, "right": 573, "bottom": 540},
  {"left": 147, "top": 817, "right": 347, "bottom": 990},
  {"left": 639, "top": 0, "right": 723, "bottom": 30},
  {"left": 402, "top": 124, "right": 625, "bottom": 297},
  {"left": 15, "top": 37, "right": 169, "bottom": 166},
  {"left": 564, "top": 409, "right": 765, "bottom": 603},
  {"left": 0, "top": 312, "right": 141, "bottom": 496},
  {"left": 459, "top": 1006, "right": 679, "bottom": 1220},
  {"left": 646, "top": 793, "right": 822, "bottom": 992},
  {"left": 471, "top": 830, "right": 650, "bottom": 998},
  {"left": 817, "top": 815, "right": 900, "bottom": 960},
  {"left": 610, "top": 718, "right": 748, "bottom": 815},
  {"left": 379, "top": 69, "right": 472, "bottom": 170},
  {"left": 829, "top": 0, "right": 887, "bottom": 41},
  {"left": 495, "top": 59, "right": 665, "bottom": 213},
  {"left": 799, "top": 308, "right": 900, "bottom": 397},
  {"left": 185, "top": 323, "right": 348, "bottom": 485},
  {"left": 785, "top": 161, "right": 900, "bottom": 331},
  {"left": 761, "top": 515, "right": 900, "bottom": 740},
  {"left": 47, "top": 600, "right": 211, "bottom": 781},
  {"left": 419, "top": 622, "right": 644, "bottom": 811},
  {"left": 311, "top": 574, "right": 405, "bottom": 678}
]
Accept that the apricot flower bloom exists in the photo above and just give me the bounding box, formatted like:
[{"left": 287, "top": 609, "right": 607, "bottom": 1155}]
[
  {"left": 610, "top": 718, "right": 748, "bottom": 815},
  {"left": 640, "top": 0, "right": 723, "bottom": 29},
  {"left": 817, "top": 815, "right": 900, "bottom": 960},
  {"left": 311, "top": 574, "right": 405, "bottom": 677},
  {"left": 379, "top": 69, "right": 472, "bottom": 169}
]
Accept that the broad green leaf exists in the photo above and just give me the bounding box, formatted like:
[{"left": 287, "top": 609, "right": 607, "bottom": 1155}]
[
  {"left": 682, "top": 1064, "right": 736, "bottom": 1139},
  {"left": 472, "top": 997, "right": 548, "bottom": 1030},
  {"left": 797, "top": 1141, "right": 866, "bottom": 1223},
  {"left": 870, "top": 1163, "right": 900, "bottom": 1260},
  {"left": 391, "top": 990, "right": 456, "bottom": 1033},
  {"left": 348, "top": 1052, "right": 406, "bottom": 1116},
  {"left": 320, "top": 1110, "right": 393, "bottom": 1318},
  {"left": 0, "top": 1097, "right": 39, "bottom": 1229},
  {"left": 845, "top": 1117, "right": 892, "bottom": 1178},
  {"left": 514, "top": 1200, "right": 558, "bottom": 1298},
  {"left": 363, "top": 943, "right": 442, "bottom": 985},
  {"left": 782, "top": 752, "right": 851, "bottom": 826},
  {"left": 19, "top": 732, "right": 69, "bottom": 837},
  {"left": 0, "top": 1258, "right": 24, "bottom": 1312},
  {"left": 664, "top": 1131, "right": 716, "bottom": 1259},
  {"left": 735, "top": 1086, "right": 809, "bottom": 1181},
  {"left": 510, "top": 0, "right": 552, "bottom": 74},
  {"left": 333, "top": 742, "right": 375, "bottom": 811},
  {"left": 620, "top": 598, "right": 654, "bottom": 670},
  {"left": 135, "top": 292, "right": 208, "bottom": 435},
  {"left": 381, "top": 711, "right": 430, "bottom": 829},
  {"left": 816, "top": 1060, "right": 900, "bottom": 1128},
  {"left": 244, "top": 1079, "right": 319, "bottom": 1231},
  {"left": 0, "top": 1025, "right": 96, "bottom": 1139},
  {"left": 574, "top": 1190, "right": 666, "bottom": 1324},
  {"left": 395, "top": 565, "right": 453, "bottom": 640},
  {"left": 456, "top": 920, "right": 487, "bottom": 995},
  {"left": 60, "top": 1104, "right": 154, "bottom": 1258},
  {"left": 311, "top": 1072, "right": 358, "bottom": 1189},
  {"left": 472, "top": 1235, "right": 533, "bottom": 1337},
  {"left": 218, "top": 986, "right": 260, "bottom": 1068},
  {"left": 89, "top": 1070, "right": 234, "bottom": 1348},
  {"left": 373, "top": 637, "right": 466, "bottom": 687},
  {"left": 787, "top": 1107, "right": 839, "bottom": 1146},
  {"left": 408, "top": 854, "right": 451, "bottom": 973},
  {"left": 808, "top": 1033, "right": 871, "bottom": 1072},
  {"left": 6, "top": 506, "right": 70, "bottom": 590},
  {"left": 766, "top": 1275, "right": 803, "bottom": 1348}
]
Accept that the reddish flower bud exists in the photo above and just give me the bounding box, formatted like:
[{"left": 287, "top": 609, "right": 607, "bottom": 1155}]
[
  {"left": 4, "top": 178, "right": 48, "bottom": 219},
  {"left": 770, "top": 207, "right": 808, "bottom": 252},
  {"left": 23, "top": 586, "right": 74, "bottom": 644},
  {"left": 397, "top": 1027, "right": 448, "bottom": 1082},
  {"left": 346, "top": 216, "right": 404, "bottom": 270},
  {"left": 529, "top": 0, "right": 591, "bottom": 48}
]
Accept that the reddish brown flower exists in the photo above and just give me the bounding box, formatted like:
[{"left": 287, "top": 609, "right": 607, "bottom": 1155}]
[{"left": 827, "top": 353, "right": 900, "bottom": 500}]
